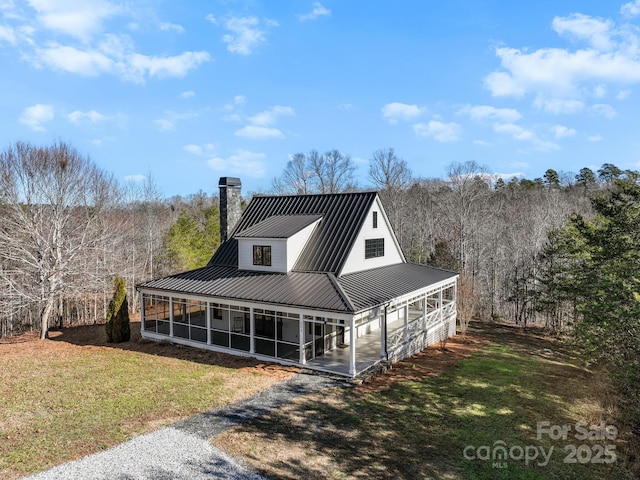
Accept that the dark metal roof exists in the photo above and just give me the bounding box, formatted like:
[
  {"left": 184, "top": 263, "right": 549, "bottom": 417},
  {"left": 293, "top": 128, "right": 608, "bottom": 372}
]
[
  {"left": 138, "top": 266, "right": 353, "bottom": 313},
  {"left": 337, "top": 263, "right": 459, "bottom": 312},
  {"left": 235, "top": 214, "right": 322, "bottom": 239},
  {"left": 139, "top": 263, "right": 457, "bottom": 314},
  {"left": 208, "top": 191, "right": 378, "bottom": 274}
]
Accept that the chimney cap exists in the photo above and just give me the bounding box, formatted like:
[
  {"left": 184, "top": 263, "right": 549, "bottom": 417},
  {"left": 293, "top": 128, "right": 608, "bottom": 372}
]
[{"left": 219, "top": 177, "right": 242, "bottom": 187}]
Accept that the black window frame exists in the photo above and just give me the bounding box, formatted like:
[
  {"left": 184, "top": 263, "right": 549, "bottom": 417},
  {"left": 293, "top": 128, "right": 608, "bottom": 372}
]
[
  {"left": 365, "top": 238, "right": 385, "bottom": 259},
  {"left": 253, "top": 245, "right": 272, "bottom": 266}
]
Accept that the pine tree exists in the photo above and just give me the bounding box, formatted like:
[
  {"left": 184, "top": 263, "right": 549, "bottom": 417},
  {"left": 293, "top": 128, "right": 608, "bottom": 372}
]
[{"left": 105, "top": 276, "right": 130, "bottom": 343}]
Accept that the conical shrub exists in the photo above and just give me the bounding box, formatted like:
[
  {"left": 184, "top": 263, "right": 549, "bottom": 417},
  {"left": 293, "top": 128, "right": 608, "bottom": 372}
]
[{"left": 105, "top": 276, "right": 130, "bottom": 343}]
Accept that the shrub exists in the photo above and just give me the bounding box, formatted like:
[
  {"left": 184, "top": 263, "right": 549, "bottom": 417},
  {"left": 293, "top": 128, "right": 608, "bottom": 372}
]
[{"left": 105, "top": 276, "right": 130, "bottom": 343}]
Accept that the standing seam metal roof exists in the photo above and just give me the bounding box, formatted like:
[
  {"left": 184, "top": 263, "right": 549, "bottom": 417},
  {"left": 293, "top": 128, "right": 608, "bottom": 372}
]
[
  {"left": 139, "top": 266, "right": 353, "bottom": 313},
  {"left": 138, "top": 263, "right": 458, "bottom": 314},
  {"left": 234, "top": 214, "right": 322, "bottom": 239},
  {"left": 208, "top": 192, "right": 378, "bottom": 274}
]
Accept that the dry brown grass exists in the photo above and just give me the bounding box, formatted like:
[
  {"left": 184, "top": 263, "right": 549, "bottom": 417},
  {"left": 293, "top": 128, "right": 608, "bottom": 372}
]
[{"left": 0, "top": 321, "right": 295, "bottom": 479}]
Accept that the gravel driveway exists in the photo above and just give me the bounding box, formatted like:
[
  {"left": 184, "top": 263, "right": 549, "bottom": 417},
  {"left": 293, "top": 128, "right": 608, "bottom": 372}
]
[{"left": 24, "top": 373, "right": 344, "bottom": 480}]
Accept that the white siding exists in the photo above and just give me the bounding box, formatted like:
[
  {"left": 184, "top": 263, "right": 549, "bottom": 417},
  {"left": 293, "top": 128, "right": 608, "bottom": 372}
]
[
  {"left": 238, "top": 238, "right": 287, "bottom": 272},
  {"left": 237, "top": 218, "right": 320, "bottom": 273},
  {"left": 340, "top": 196, "right": 404, "bottom": 275},
  {"left": 286, "top": 220, "right": 321, "bottom": 270}
]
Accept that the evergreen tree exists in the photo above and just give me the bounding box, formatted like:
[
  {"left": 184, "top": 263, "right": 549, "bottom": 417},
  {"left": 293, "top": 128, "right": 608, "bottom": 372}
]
[{"left": 105, "top": 276, "right": 130, "bottom": 343}]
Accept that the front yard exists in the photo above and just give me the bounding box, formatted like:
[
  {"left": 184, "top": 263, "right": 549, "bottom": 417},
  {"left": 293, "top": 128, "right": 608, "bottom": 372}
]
[
  {"left": 214, "top": 323, "right": 634, "bottom": 479},
  {"left": 0, "top": 322, "right": 294, "bottom": 479}
]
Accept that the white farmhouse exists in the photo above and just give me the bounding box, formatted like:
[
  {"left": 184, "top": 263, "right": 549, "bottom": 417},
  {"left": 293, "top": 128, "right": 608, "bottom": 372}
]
[{"left": 138, "top": 177, "right": 458, "bottom": 377}]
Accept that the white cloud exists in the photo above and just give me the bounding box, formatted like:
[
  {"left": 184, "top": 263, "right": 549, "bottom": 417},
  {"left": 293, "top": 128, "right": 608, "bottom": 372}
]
[
  {"left": 495, "top": 172, "right": 525, "bottom": 181},
  {"left": 235, "top": 125, "right": 283, "bottom": 139},
  {"left": 19, "top": 103, "right": 53, "bottom": 131},
  {"left": 126, "top": 51, "right": 211, "bottom": 82},
  {"left": 207, "top": 150, "right": 266, "bottom": 178},
  {"left": 553, "top": 125, "right": 577, "bottom": 138},
  {"left": 473, "top": 139, "right": 492, "bottom": 146},
  {"left": 183, "top": 144, "right": 203, "bottom": 155},
  {"left": 493, "top": 122, "right": 560, "bottom": 151},
  {"left": 233, "top": 95, "right": 246, "bottom": 106},
  {"left": 0, "top": 24, "right": 16, "bottom": 43},
  {"left": 154, "top": 118, "right": 174, "bottom": 131},
  {"left": 617, "top": 89, "right": 631, "bottom": 99},
  {"left": 621, "top": 0, "right": 640, "bottom": 18},
  {"left": 382, "top": 102, "right": 424, "bottom": 124},
  {"left": 30, "top": 40, "right": 210, "bottom": 83},
  {"left": 588, "top": 134, "right": 603, "bottom": 142},
  {"left": 460, "top": 104, "right": 521, "bottom": 123},
  {"left": 533, "top": 96, "right": 584, "bottom": 114},
  {"left": 494, "top": 123, "right": 533, "bottom": 141},
  {"left": 593, "top": 84, "right": 607, "bottom": 98},
  {"left": 32, "top": 44, "right": 113, "bottom": 76},
  {"left": 220, "top": 16, "right": 277, "bottom": 55},
  {"left": 124, "top": 174, "right": 146, "bottom": 183},
  {"left": 27, "top": 0, "right": 123, "bottom": 41},
  {"left": 552, "top": 13, "right": 614, "bottom": 51},
  {"left": 183, "top": 143, "right": 215, "bottom": 155},
  {"left": 298, "top": 2, "right": 331, "bottom": 21},
  {"left": 484, "top": 71, "right": 526, "bottom": 97},
  {"left": 485, "top": 12, "right": 640, "bottom": 102},
  {"left": 159, "top": 22, "right": 185, "bottom": 34},
  {"left": 5, "top": 4, "right": 210, "bottom": 83},
  {"left": 67, "top": 109, "right": 106, "bottom": 125},
  {"left": 413, "top": 120, "right": 461, "bottom": 142},
  {"left": 590, "top": 103, "right": 617, "bottom": 118},
  {"left": 180, "top": 90, "right": 195, "bottom": 99},
  {"left": 248, "top": 105, "right": 294, "bottom": 126}
]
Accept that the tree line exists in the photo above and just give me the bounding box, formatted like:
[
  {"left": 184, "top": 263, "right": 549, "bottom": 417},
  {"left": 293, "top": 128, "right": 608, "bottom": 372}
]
[{"left": 0, "top": 141, "right": 221, "bottom": 338}]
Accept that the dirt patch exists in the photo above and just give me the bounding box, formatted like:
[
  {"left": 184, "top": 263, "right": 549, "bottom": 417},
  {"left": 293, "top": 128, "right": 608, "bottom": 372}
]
[{"left": 356, "top": 332, "right": 491, "bottom": 393}]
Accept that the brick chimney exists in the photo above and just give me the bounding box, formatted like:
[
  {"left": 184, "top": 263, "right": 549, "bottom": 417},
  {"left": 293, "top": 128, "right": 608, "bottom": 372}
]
[{"left": 219, "top": 177, "right": 242, "bottom": 243}]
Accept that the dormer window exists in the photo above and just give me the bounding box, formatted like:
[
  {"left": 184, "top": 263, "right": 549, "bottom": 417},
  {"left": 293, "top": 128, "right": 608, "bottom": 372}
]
[
  {"left": 253, "top": 245, "right": 272, "bottom": 266},
  {"left": 373, "top": 211, "right": 378, "bottom": 228}
]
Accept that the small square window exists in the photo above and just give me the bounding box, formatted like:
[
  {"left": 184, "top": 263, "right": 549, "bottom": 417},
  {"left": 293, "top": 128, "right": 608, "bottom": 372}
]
[{"left": 253, "top": 245, "right": 272, "bottom": 266}]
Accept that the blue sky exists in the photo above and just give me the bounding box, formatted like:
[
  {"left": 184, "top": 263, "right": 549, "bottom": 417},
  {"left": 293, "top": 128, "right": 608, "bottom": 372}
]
[{"left": 2, "top": 0, "right": 640, "bottom": 196}]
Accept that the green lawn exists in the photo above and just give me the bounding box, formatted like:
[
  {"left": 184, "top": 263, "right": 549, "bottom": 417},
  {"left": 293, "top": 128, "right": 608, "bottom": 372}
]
[
  {"left": 216, "top": 324, "right": 633, "bottom": 480},
  {"left": 0, "top": 324, "right": 286, "bottom": 479}
]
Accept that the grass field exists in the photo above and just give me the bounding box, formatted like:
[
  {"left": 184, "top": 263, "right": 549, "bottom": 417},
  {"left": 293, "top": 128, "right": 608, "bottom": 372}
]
[
  {"left": 215, "top": 323, "right": 633, "bottom": 480},
  {"left": 0, "top": 322, "right": 294, "bottom": 480}
]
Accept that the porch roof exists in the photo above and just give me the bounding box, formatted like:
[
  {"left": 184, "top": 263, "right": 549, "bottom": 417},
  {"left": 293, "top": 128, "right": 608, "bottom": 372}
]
[
  {"left": 138, "top": 263, "right": 457, "bottom": 315},
  {"left": 338, "top": 263, "right": 458, "bottom": 312},
  {"left": 138, "top": 265, "right": 353, "bottom": 313}
]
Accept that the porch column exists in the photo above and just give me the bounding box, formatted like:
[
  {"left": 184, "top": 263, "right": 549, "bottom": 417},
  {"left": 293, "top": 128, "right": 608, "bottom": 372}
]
[
  {"left": 439, "top": 288, "right": 444, "bottom": 325},
  {"left": 380, "top": 309, "right": 386, "bottom": 358},
  {"left": 169, "top": 296, "right": 174, "bottom": 338},
  {"left": 403, "top": 303, "right": 409, "bottom": 344},
  {"left": 206, "top": 301, "right": 211, "bottom": 345},
  {"left": 299, "top": 316, "right": 306, "bottom": 365},
  {"left": 349, "top": 317, "right": 356, "bottom": 376},
  {"left": 140, "top": 294, "right": 145, "bottom": 333},
  {"left": 422, "top": 294, "right": 427, "bottom": 331},
  {"left": 249, "top": 308, "right": 255, "bottom": 354}
]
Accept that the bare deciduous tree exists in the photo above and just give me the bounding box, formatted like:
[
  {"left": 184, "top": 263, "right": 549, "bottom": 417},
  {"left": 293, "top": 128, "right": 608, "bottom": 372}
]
[{"left": 0, "top": 141, "right": 121, "bottom": 339}]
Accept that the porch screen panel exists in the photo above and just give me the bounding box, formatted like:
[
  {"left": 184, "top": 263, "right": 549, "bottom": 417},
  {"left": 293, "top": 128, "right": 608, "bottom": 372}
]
[
  {"left": 210, "top": 303, "right": 230, "bottom": 347},
  {"left": 172, "top": 298, "right": 206, "bottom": 343},
  {"left": 276, "top": 311, "right": 300, "bottom": 360},
  {"left": 229, "top": 304, "right": 250, "bottom": 352},
  {"left": 142, "top": 294, "right": 170, "bottom": 334},
  {"left": 254, "top": 309, "right": 276, "bottom": 357}
]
